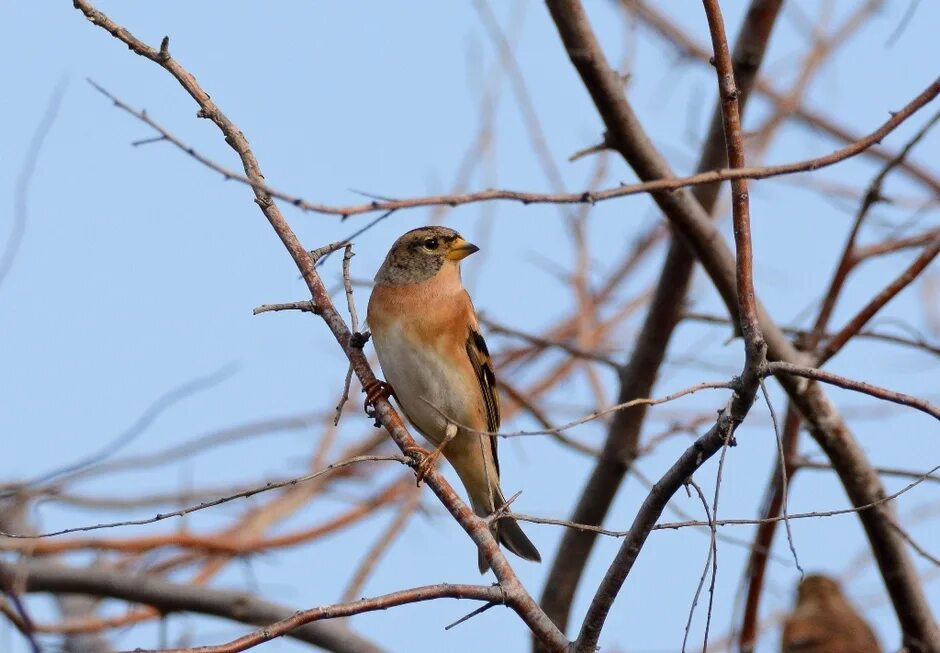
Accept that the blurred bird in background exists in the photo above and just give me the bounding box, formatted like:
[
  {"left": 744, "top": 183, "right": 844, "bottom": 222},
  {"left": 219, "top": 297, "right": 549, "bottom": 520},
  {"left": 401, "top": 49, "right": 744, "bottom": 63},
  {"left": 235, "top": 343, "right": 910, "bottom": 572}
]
[{"left": 781, "top": 574, "right": 880, "bottom": 653}]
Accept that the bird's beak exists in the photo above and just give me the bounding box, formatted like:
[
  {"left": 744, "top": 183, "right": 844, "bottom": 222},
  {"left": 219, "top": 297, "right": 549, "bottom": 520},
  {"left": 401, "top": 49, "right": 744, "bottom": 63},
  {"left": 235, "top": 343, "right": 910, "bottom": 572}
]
[{"left": 446, "top": 238, "right": 480, "bottom": 261}]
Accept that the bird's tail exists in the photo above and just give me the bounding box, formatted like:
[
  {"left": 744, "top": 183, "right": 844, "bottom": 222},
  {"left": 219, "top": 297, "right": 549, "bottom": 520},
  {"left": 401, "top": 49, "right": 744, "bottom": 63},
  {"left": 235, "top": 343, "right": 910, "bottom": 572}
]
[{"left": 471, "top": 488, "right": 541, "bottom": 574}]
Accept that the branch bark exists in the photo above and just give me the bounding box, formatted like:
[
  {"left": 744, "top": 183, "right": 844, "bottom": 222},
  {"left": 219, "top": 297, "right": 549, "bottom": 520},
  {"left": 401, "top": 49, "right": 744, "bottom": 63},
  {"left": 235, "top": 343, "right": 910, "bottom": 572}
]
[
  {"left": 537, "top": 0, "right": 783, "bottom": 642},
  {"left": 0, "top": 559, "right": 385, "bottom": 653},
  {"left": 70, "top": 1, "right": 568, "bottom": 650},
  {"left": 544, "top": 1, "right": 940, "bottom": 650}
]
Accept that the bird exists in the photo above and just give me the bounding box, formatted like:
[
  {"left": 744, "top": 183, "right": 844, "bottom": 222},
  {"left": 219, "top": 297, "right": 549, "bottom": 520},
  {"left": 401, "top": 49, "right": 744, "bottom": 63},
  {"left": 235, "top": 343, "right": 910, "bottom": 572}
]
[
  {"left": 366, "top": 226, "right": 541, "bottom": 573},
  {"left": 781, "top": 574, "right": 880, "bottom": 653}
]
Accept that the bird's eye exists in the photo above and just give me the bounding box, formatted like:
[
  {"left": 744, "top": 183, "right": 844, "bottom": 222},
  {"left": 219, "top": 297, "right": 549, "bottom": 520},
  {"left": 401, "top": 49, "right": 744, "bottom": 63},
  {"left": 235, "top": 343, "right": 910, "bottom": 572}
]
[{"left": 423, "top": 238, "right": 439, "bottom": 250}]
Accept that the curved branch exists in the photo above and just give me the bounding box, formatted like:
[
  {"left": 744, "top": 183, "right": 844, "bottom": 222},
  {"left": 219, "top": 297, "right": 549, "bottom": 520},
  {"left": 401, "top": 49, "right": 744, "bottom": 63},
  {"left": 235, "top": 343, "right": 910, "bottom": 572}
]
[
  {"left": 70, "top": 2, "right": 567, "bottom": 650},
  {"left": 538, "top": 0, "right": 785, "bottom": 643},
  {"left": 544, "top": 1, "right": 940, "bottom": 650},
  {"left": 0, "top": 560, "right": 385, "bottom": 653},
  {"left": 130, "top": 584, "right": 505, "bottom": 653},
  {"left": 86, "top": 73, "right": 936, "bottom": 220}
]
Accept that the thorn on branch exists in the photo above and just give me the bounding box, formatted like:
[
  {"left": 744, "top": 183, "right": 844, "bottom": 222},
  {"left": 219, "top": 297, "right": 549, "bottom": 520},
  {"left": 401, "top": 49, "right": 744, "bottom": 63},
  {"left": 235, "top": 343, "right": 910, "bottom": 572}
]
[
  {"left": 131, "top": 135, "right": 167, "bottom": 147},
  {"left": 486, "top": 491, "right": 523, "bottom": 527},
  {"left": 444, "top": 601, "right": 500, "bottom": 630},
  {"left": 569, "top": 136, "right": 610, "bottom": 162},
  {"left": 158, "top": 36, "right": 170, "bottom": 61}
]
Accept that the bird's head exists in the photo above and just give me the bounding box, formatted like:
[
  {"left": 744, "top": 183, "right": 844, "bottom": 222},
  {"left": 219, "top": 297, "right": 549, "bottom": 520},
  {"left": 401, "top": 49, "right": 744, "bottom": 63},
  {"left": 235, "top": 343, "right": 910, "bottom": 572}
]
[
  {"left": 796, "top": 574, "right": 842, "bottom": 604},
  {"left": 375, "top": 226, "right": 479, "bottom": 285}
]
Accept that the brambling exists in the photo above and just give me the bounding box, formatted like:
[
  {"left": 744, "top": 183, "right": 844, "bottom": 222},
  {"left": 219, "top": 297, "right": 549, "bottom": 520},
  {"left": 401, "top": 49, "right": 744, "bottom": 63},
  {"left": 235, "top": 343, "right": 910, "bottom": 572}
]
[
  {"left": 781, "top": 574, "right": 880, "bottom": 653},
  {"left": 366, "top": 226, "right": 541, "bottom": 573}
]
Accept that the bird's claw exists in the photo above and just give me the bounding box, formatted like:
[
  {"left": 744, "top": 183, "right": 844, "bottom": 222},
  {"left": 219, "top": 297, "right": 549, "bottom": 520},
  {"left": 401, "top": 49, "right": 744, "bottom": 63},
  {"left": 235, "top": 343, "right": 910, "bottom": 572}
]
[
  {"left": 401, "top": 445, "right": 431, "bottom": 485},
  {"left": 413, "top": 449, "right": 443, "bottom": 487},
  {"left": 362, "top": 379, "right": 395, "bottom": 417}
]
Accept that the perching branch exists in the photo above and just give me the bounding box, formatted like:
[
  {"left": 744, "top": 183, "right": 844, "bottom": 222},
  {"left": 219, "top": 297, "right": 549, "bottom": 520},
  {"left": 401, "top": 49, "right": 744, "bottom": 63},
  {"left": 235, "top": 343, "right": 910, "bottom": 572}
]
[{"left": 71, "top": 1, "right": 568, "bottom": 649}]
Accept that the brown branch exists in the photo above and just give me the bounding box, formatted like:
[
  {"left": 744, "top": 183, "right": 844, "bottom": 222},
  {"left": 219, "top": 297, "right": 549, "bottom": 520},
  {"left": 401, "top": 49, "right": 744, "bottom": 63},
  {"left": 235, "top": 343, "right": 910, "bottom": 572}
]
[
  {"left": 0, "top": 454, "right": 405, "bottom": 540},
  {"left": 544, "top": 1, "right": 940, "bottom": 650},
  {"left": 737, "top": 405, "right": 801, "bottom": 653},
  {"left": 252, "top": 300, "right": 315, "bottom": 315},
  {"left": 86, "top": 75, "right": 939, "bottom": 220},
  {"left": 818, "top": 234, "right": 940, "bottom": 364},
  {"left": 71, "top": 2, "right": 567, "bottom": 650},
  {"left": 621, "top": 0, "right": 940, "bottom": 196},
  {"left": 766, "top": 361, "right": 940, "bottom": 421},
  {"left": 810, "top": 108, "right": 940, "bottom": 345},
  {"left": 1, "top": 560, "right": 385, "bottom": 653},
  {"left": 685, "top": 311, "right": 940, "bottom": 358},
  {"left": 126, "top": 584, "right": 505, "bottom": 653},
  {"left": 2, "top": 480, "right": 407, "bottom": 555},
  {"left": 538, "top": 0, "right": 785, "bottom": 644},
  {"left": 702, "top": 0, "right": 766, "bottom": 376},
  {"left": 856, "top": 227, "right": 940, "bottom": 262},
  {"left": 573, "top": 393, "right": 758, "bottom": 652},
  {"left": 483, "top": 317, "right": 623, "bottom": 370},
  {"left": 340, "top": 488, "right": 422, "bottom": 602}
]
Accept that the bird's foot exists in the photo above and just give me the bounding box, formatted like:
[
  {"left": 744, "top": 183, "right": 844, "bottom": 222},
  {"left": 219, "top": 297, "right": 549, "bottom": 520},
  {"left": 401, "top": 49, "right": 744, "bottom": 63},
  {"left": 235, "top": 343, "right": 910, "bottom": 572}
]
[
  {"left": 412, "top": 424, "right": 457, "bottom": 486},
  {"left": 413, "top": 446, "right": 445, "bottom": 486},
  {"left": 362, "top": 379, "right": 395, "bottom": 416}
]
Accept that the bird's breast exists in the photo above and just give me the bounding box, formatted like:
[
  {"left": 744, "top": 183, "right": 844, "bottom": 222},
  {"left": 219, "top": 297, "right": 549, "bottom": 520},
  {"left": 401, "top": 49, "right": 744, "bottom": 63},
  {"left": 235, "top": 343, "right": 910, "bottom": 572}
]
[{"left": 371, "top": 319, "right": 481, "bottom": 445}]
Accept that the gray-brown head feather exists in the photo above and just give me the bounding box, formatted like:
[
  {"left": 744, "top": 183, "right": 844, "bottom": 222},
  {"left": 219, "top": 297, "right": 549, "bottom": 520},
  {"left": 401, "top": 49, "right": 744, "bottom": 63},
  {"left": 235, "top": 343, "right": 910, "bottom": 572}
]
[{"left": 375, "top": 226, "right": 464, "bottom": 285}]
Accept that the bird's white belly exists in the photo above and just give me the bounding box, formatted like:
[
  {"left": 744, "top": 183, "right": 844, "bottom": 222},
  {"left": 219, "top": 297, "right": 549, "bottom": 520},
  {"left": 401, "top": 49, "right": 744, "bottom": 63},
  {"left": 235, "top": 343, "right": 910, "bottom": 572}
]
[{"left": 373, "top": 323, "right": 472, "bottom": 446}]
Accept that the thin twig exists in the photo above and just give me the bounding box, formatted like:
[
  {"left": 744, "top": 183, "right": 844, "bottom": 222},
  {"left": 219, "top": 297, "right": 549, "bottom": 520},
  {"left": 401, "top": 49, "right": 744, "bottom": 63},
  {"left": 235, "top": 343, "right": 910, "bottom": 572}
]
[
  {"left": 681, "top": 478, "right": 715, "bottom": 653},
  {"left": 760, "top": 380, "right": 802, "bottom": 576},
  {"left": 0, "top": 455, "right": 407, "bottom": 539},
  {"left": 85, "top": 77, "right": 940, "bottom": 219},
  {"left": 123, "top": 584, "right": 507, "bottom": 653},
  {"left": 765, "top": 361, "right": 940, "bottom": 421}
]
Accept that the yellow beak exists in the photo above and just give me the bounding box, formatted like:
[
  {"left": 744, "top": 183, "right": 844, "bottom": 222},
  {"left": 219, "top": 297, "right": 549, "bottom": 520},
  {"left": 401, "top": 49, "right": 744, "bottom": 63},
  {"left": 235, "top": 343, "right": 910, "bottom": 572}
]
[{"left": 446, "top": 237, "right": 480, "bottom": 261}]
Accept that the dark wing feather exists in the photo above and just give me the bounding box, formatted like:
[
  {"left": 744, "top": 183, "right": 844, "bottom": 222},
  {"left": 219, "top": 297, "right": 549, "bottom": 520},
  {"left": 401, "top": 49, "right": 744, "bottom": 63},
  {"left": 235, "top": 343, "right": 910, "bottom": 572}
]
[{"left": 465, "top": 326, "right": 501, "bottom": 476}]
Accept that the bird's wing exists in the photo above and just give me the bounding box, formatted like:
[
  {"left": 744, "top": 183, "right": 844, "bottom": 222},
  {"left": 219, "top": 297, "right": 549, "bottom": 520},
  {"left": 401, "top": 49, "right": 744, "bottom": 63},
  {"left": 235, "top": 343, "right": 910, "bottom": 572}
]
[{"left": 463, "top": 292, "right": 501, "bottom": 476}]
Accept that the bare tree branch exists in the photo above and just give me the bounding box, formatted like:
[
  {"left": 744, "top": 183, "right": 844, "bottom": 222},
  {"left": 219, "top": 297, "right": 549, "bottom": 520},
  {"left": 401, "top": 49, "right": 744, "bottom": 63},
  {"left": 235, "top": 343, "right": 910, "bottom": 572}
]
[
  {"left": 70, "top": 2, "right": 568, "bottom": 649},
  {"left": 0, "top": 559, "right": 386, "bottom": 653}
]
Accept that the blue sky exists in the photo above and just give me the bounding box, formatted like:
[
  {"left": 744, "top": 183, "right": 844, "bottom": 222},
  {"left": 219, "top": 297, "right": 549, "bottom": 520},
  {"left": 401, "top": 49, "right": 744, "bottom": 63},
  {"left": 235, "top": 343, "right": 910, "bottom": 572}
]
[{"left": 2, "top": 2, "right": 939, "bottom": 652}]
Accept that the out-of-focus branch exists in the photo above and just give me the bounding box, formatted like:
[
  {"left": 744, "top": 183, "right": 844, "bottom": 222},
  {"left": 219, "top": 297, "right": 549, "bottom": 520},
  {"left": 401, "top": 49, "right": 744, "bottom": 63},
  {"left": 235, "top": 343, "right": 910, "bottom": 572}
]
[
  {"left": 737, "top": 405, "right": 800, "bottom": 653},
  {"left": 85, "top": 77, "right": 938, "bottom": 220},
  {"left": 340, "top": 488, "right": 422, "bottom": 603},
  {"left": 3, "top": 365, "right": 236, "bottom": 497},
  {"left": 685, "top": 311, "right": 940, "bottom": 357},
  {"left": 544, "top": 1, "right": 940, "bottom": 650},
  {"left": 811, "top": 108, "right": 940, "bottom": 348},
  {"left": 129, "top": 584, "right": 506, "bottom": 653},
  {"left": 621, "top": 0, "right": 940, "bottom": 195},
  {"left": 0, "top": 559, "right": 386, "bottom": 653},
  {"left": 740, "top": 107, "right": 939, "bottom": 651},
  {"left": 0, "top": 79, "right": 66, "bottom": 291},
  {"left": 538, "top": 0, "right": 785, "bottom": 643},
  {"left": 766, "top": 361, "right": 940, "bottom": 420},
  {"left": 2, "top": 479, "right": 408, "bottom": 555},
  {"left": 818, "top": 234, "right": 940, "bottom": 364},
  {"left": 571, "top": 3, "right": 773, "bottom": 648},
  {"left": 0, "top": 454, "right": 406, "bottom": 540}
]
